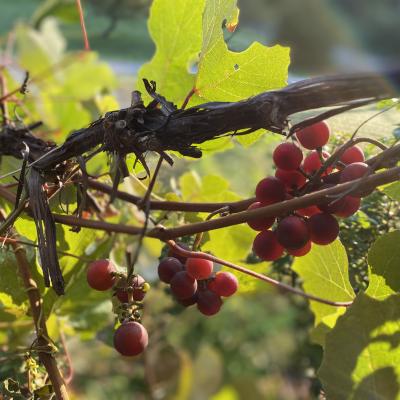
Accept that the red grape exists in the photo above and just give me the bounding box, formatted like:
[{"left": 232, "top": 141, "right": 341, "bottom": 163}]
[
  {"left": 116, "top": 288, "right": 130, "bottom": 303},
  {"left": 297, "top": 205, "right": 320, "bottom": 217},
  {"left": 340, "top": 162, "right": 371, "bottom": 183},
  {"left": 273, "top": 142, "right": 303, "bottom": 171},
  {"left": 177, "top": 292, "right": 198, "bottom": 307},
  {"left": 170, "top": 271, "right": 198, "bottom": 299},
  {"left": 287, "top": 240, "right": 312, "bottom": 256},
  {"left": 276, "top": 215, "right": 310, "bottom": 250},
  {"left": 340, "top": 162, "right": 373, "bottom": 197},
  {"left": 318, "top": 195, "right": 360, "bottom": 217},
  {"left": 303, "top": 150, "right": 332, "bottom": 175},
  {"left": 246, "top": 202, "right": 275, "bottom": 231},
  {"left": 158, "top": 257, "right": 184, "bottom": 283},
  {"left": 197, "top": 290, "right": 222, "bottom": 316},
  {"left": 116, "top": 275, "right": 146, "bottom": 302},
  {"left": 296, "top": 121, "right": 330, "bottom": 149},
  {"left": 333, "top": 196, "right": 361, "bottom": 218},
  {"left": 186, "top": 258, "right": 213, "bottom": 280},
  {"left": 113, "top": 321, "right": 148, "bottom": 356},
  {"left": 253, "top": 230, "right": 284, "bottom": 261},
  {"left": 130, "top": 275, "right": 146, "bottom": 301},
  {"left": 340, "top": 145, "right": 365, "bottom": 165},
  {"left": 275, "top": 169, "right": 306, "bottom": 190},
  {"left": 208, "top": 271, "right": 238, "bottom": 297},
  {"left": 308, "top": 213, "right": 339, "bottom": 245},
  {"left": 86, "top": 259, "right": 116, "bottom": 291},
  {"left": 255, "top": 177, "right": 286, "bottom": 204}
]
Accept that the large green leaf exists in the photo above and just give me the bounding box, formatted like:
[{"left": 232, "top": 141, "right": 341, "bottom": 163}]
[
  {"left": 292, "top": 240, "right": 355, "bottom": 346},
  {"left": 381, "top": 181, "right": 400, "bottom": 202},
  {"left": 366, "top": 230, "right": 400, "bottom": 300},
  {"left": 194, "top": 1, "right": 290, "bottom": 103},
  {"left": 138, "top": 0, "right": 205, "bottom": 105},
  {"left": 319, "top": 293, "right": 400, "bottom": 400},
  {"left": 138, "top": 0, "right": 290, "bottom": 147},
  {"left": 179, "top": 172, "right": 241, "bottom": 203}
]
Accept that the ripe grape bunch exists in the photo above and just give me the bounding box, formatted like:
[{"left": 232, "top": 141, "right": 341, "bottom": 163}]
[
  {"left": 250, "top": 121, "right": 370, "bottom": 261},
  {"left": 158, "top": 247, "right": 239, "bottom": 316},
  {"left": 86, "top": 253, "right": 239, "bottom": 357},
  {"left": 86, "top": 259, "right": 150, "bottom": 356}
]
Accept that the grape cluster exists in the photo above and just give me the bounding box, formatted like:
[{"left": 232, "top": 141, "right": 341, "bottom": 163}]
[
  {"left": 158, "top": 248, "right": 239, "bottom": 316},
  {"left": 249, "top": 121, "right": 371, "bottom": 261},
  {"left": 86, "top": 259, "right": 149, "bottom": 356}
]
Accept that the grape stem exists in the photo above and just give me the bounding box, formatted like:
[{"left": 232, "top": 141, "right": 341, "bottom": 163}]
[
  {"left": 166, "top": 240, "right": 354, "bottom": 307},
  {"left": 304, "top": 136, "right": 388, "bottom": 193}
]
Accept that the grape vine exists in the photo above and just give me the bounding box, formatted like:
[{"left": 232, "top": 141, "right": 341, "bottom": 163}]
[{"left": 1, "top": 0, "right": 400, "bottom": 399}]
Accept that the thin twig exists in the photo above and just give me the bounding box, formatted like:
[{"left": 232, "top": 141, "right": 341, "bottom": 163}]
[
  {"left": 350, "top": 99, "right": 399, "bottom": 140},
  {"left": 59, "top": 329, "right": 74, "bottom": 385},
  {"left": 129, "top": 157, "right": 164, "bottom": 278},
  {"left": 87, "top": 178, "right": 254, "bottom": 212},
  {"left": 0, "top": 166, "right": 399, "bottom": 240},
  {"left": 0, "top": 210, "right": 69, "bottom": 400},
  {"left": 75, "top": 0, "right": 90, "bottom": 51}
]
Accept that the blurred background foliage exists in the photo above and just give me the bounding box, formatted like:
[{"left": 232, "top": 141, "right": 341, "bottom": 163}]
[
  {"left": 0, "top": 0, "right": 399, "bottom": 399},
  {"left": 2, "top": 0, "right": 400, "bottom": 72}
]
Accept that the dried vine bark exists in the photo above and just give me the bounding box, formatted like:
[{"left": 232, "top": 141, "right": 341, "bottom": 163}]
[{"left": 1, "top": 70, "right": 399, "bottom": 169}]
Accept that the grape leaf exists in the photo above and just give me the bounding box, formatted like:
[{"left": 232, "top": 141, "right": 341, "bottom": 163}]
[
  {"left": 49, "top": 237, "right": 114, "bottom": 339},
  {"left": 61, "top": 52, "right": 117, "bottom": 101},
  {"left": 194, "top": 1, "right": 290, "bottom": 104},
  {"left": 138, "top": 0, "right": 290, "bottom": 147},
  {"left": 42, "top": 224, "right": 108, "bottom": 316},
  {"left": 381, "top": 181, "right": 400, "bottom": 202},
  {"left": 319, "top": 293, "right": 400, "bottom": 400},
  {"left": 202, "top": 225, "right": 270, "bottom": 293},
  {"left": 0, "top": 250, "right": 29, "bottom": 307},
  {"left": 31, "top": 0, "right": 78, "bottom": 27},
  {"left": 16, "top": 18, "right": 65, "bottom": 76},
  {"left": 366, "top": 230, "right": 400, "bottom": 300},
  {"left": 138, "top": 0, "right": 206, "bottom": 105},
  {"left": 16, "top": 22, "right": 117, "bottom": 136},
  {"left": 292, "top": 240, "right": 355, "bottom": 346},
  {"left": 179, "top": 172, "right": 241, "bottom": 203}
]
